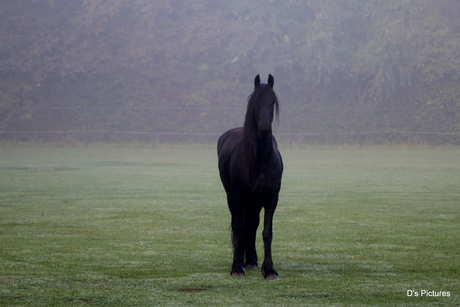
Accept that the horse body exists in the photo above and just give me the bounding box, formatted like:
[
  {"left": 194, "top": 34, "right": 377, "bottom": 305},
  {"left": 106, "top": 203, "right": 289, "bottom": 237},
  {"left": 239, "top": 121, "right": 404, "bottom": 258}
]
[{"left": 217, "top": 75, "right": 283, "bottom": 280}]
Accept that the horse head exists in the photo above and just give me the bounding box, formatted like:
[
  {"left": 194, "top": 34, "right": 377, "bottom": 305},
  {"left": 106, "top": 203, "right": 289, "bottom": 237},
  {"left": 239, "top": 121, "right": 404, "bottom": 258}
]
[{"left": 253, "top": 74, "right": 277, "bottom": 139}]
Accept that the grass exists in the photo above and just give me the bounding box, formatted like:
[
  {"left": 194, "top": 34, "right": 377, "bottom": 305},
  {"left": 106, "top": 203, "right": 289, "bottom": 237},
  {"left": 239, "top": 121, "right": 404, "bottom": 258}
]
[{"left": 0, "top": 144, "right": 459, "bottom": 306}]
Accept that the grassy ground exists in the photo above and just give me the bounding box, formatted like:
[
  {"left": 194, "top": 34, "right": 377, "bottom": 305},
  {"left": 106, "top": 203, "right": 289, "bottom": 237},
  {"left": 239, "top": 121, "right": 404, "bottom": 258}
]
[{"left": 0, "top": 144, "right": 459, "bottom": 306}]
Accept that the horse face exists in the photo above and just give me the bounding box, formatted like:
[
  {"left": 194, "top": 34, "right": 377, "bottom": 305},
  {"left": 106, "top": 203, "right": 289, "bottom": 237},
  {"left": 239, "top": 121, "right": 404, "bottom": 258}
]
[
  {"left": 251, "top": 74, "right": 277, "bottom": 139},
  {"left": 258, "top": 94, "right": 275, "bottom": 139}
]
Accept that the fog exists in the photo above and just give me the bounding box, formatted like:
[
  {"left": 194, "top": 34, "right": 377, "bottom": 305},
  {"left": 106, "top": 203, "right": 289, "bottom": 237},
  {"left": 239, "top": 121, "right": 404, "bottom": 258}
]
[{"left": 1, "top": 1, "right": 459, "bottom": 145}]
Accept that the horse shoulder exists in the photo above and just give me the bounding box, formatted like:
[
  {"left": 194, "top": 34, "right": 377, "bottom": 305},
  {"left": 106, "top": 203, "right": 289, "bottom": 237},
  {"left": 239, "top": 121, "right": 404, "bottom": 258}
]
[
  {"left": 218, "top": 128, "right": 242, "bottom": 154},
  {"left": 218, "top": 128, "right": 245, "bottom": 188}
]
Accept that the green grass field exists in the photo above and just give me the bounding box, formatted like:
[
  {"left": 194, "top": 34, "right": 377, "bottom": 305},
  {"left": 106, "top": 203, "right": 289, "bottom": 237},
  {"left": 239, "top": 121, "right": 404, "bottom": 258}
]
[{"left": 1, "top": 144, "right": 459, "bottom": 306}]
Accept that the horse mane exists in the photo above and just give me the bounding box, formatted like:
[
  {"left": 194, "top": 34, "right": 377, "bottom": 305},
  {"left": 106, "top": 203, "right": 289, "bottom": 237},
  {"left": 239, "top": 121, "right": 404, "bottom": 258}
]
[{"left": 242, "top": 84, "right": 279, "bottom": 180}]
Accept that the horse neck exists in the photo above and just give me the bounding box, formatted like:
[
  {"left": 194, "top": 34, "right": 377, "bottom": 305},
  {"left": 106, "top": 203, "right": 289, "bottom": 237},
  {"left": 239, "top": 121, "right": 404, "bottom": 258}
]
[
  {"left": 242, "top": 123, "right": 272, "bottom": 176},
  {"left": 257, "top": 134, "right": 273, "bottom": 166}
]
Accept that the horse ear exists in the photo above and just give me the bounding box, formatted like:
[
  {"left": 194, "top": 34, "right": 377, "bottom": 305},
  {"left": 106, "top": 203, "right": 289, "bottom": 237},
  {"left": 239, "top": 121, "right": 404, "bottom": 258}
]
[
  {"left": 268, "top": 74, "right": 274, "bottom": 88},
  {"left": 254, "top": 74, "right": 261, "bottom": 88}
]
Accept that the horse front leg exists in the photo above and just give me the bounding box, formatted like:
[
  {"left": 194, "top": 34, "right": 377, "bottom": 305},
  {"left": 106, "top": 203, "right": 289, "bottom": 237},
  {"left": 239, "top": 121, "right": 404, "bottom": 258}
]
[
  {"left": 228, "top": 193, "right": 246, "bottom": 277},
  {"left": 261, "top": 197, "right": 279, "bottom": 280},
  {"left": 244, "top": 209, "right": 260, "bottom": 269},
  {"left": 230, "top": 213, "right": 246, "bottom": 277}
]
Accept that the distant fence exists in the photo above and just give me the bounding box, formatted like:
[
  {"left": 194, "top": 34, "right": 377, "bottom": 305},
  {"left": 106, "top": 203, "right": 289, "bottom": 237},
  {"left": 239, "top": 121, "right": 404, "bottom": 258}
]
[{"left": 1, "top": 106, "right": 459, "bottom": 146}]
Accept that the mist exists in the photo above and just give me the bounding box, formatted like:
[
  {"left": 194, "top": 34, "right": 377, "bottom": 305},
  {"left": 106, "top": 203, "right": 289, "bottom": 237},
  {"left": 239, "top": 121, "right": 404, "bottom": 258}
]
[{"left": 1, "top": 0, "right": 459, "bottom": 145}]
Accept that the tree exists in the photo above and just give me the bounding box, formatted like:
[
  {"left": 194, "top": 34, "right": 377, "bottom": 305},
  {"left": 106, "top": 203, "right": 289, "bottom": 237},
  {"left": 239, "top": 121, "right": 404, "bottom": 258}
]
[{"left": 1, "top": 0, "right": 459, "bottom": 143}]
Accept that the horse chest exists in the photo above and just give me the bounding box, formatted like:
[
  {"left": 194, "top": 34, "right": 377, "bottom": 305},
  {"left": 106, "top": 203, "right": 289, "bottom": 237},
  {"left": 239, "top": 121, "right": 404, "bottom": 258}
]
[{"left": 250, "top": 170, "right": 280, "bottom": 195}]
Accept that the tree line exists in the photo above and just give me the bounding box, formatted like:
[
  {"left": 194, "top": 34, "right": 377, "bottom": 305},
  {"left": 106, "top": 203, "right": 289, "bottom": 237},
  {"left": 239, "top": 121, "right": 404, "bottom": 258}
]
[{"left": 1, "top": 0, "right": 459, "bottom": 144}]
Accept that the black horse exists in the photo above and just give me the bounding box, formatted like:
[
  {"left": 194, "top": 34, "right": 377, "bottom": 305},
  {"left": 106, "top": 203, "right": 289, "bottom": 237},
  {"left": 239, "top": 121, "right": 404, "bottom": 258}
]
[{"left": 217, "top": 74, "right": 283, "bottom": 280}]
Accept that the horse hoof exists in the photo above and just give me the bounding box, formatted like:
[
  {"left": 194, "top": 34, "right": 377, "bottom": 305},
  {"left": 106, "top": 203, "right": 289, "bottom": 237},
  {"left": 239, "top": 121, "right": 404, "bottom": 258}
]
[
  {"left": 231, "top": 272, "right": 245, "bottom": 277},
  {"left": 264, "top": 274, "right": 279, "bottom": 280}
]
